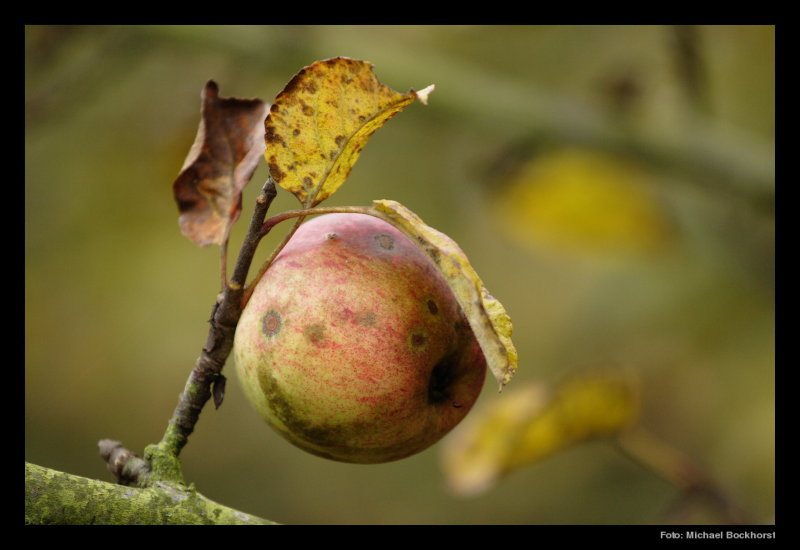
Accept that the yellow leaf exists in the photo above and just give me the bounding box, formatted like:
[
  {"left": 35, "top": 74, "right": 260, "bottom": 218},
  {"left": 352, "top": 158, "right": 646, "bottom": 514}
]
[
  {"left": 265, "top": 57, "right": 432, "bottom": 207},
  {"left": 440, "top": 385, "right": 548, "bottom": 496},
  {"left": 370, "top": 200, "right": 518, "bottom": 389},
  {"left": 508, "top": 373, "right": 638, "bottom": 468},
  {"left": 491, "top": 148, "right": 672, "bottom": 257},
  {"left": 441, "top": 373, "right": 638, "bottom": 496}
]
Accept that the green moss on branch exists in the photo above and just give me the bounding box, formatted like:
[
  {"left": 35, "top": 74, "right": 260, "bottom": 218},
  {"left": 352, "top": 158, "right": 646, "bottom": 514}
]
[{"left": 25, "top": 462, "right": 277, "bottom": 525}]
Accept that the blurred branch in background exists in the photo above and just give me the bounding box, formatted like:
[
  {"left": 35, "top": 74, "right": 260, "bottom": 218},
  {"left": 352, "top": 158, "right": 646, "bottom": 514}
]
[
  {"left": 441, "top": 372, "right": 756, "bottom": 524},
  {"left": 307, "top": 25, "right": 773, "bottom": 215},
  {"left": 27, "top": 25, "right": 771, "bottom": 211},
  {"left": 616, "top": 427, "right": 753, "bottom": 524},
  {"left": 25, "top": 27, "right": 151, "bottom": 132},
  {"left": 670, "top": 25, "right": 711, "bottom": 118}
]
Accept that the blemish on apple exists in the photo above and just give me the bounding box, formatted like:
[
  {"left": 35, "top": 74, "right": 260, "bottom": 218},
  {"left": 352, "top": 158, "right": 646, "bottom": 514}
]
[
  {"left": 261, "top": 310, "right": 282, "bottom": 338},
  {"left": 409, "top": 332, "right": 427, "bottom": 349},
  {"left": 356, "top": 311, "right": 377, "bottom": 326},
  {"left": 374, "top": 234, "right": 394, "bottom": 250},
  {"left": 304, "top": 323, "right": 326, "bottom": 345}
]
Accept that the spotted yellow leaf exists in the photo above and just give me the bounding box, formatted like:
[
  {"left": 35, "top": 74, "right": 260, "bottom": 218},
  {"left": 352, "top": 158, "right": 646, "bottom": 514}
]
[
  {"left": 265, "top": 57, "right": 433, "bottom": 208},
  {"left": 441, "top": 373, "right": 638, "bottom": 496},
  {"left": 369, "top": 200, "right": 517, "bottom": 389}
]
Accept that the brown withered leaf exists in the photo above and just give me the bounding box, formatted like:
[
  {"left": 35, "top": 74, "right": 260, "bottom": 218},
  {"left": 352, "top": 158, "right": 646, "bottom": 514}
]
[{"left": 173, "top": 81, "right": 268, "bottom": 247}]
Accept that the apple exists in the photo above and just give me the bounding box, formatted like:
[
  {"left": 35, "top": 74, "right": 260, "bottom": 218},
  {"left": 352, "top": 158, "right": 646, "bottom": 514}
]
[{"left": 233, "top": 213, "right": 487, "bottom": 463}]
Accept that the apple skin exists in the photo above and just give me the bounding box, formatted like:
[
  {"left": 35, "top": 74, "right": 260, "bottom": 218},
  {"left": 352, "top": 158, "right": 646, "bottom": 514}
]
[{"left": 233, "top": 213, "right": 487, "bottom": 463}]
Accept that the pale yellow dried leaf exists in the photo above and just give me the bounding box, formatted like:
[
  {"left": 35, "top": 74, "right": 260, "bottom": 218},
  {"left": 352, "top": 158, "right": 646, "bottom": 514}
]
[
  {"left": 370, "top": 199, "right": 518, "bottom": 389},
  {"left": 265, "top": 57, "right": 432, "bottom": 207},
  {"left": 440, "top": 385, "right": 547, "bottom": 496},
  {"left": 441, "top": 373, "right": 638, "bottom": 496},
  {"left": 507, "top": 374, "right": 638, "bottom": 470}
]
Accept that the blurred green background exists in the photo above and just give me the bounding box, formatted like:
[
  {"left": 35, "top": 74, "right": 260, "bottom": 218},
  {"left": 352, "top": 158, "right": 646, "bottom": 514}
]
[{"left": 25, "top": 25, "right": 774, "bottom": 524}]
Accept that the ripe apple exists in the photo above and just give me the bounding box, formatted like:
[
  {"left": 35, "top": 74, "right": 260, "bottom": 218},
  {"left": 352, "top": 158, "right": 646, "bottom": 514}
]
[{"left": 233, "top": 213, "right": 487, "bottom": 463}]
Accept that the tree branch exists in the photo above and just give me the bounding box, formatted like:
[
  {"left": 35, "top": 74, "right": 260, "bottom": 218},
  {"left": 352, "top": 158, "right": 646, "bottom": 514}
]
[
  {"left": 158, "top": 178, "right": 278, "bottom": 455},
  {"left": 615, "top": 426, "right": 754, "bottom": 524},
  {"left": 98, "top": 439, "right": 151, "bottom": 487},
  {"left": 25, "top": 462, "right": 276, "bottom": 525},
  {"left": 100, "top": 178, "right": 278, "bottom": 486}
]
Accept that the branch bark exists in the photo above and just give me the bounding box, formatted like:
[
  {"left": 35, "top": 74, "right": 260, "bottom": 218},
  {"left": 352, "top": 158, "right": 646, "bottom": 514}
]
[
  {"left": 100, "top": 178, "right": 278, "bottom": 487},
  {"left": 25, "top": 462, "right": 276, "bottom": 525},
  {"left": 31, "top": 183, "right": 282, "bottom": 525}
]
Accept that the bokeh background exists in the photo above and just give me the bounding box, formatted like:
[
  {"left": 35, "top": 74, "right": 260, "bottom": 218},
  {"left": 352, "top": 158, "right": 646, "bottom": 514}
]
[{"left": 25, "top": 25, "right": 774, "bottom": 524}]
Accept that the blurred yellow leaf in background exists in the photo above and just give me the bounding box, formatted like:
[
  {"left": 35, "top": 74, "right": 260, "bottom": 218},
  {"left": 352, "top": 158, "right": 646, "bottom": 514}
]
[
  {"left": 441, "top": 372, "right": 638, "bottom": 496},
  {"left": 491, "top": 148, "right": 673, "bottom": 257}
]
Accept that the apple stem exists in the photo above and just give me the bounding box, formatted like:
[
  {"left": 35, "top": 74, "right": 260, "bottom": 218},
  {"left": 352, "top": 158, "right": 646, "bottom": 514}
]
[
  {"left": 241, "top": 214, "right": 306, "bottom": 307},
  {"left": 259, "top": 205, "right": 369, "bottom": 237},
  {"left": 241, "top": 205, "right": 372, "bottom": 306}
]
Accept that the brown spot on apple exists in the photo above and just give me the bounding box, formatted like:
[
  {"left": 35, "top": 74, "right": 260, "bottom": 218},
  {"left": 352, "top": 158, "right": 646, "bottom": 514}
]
[
  {"left": 375, "top": 234, "right": 394, "bottom": 250},
  {"left": 304, "top": 323, "right": 326, "bottom": 345},
  {"left": 261, "top": 310, "right": 282, "bottom": 338},
  {"left": 409, "top": 331, "right": 427, "bottom": 349},
  {"left": 357, "top": 311, "right": 377, "bottom": 326}
]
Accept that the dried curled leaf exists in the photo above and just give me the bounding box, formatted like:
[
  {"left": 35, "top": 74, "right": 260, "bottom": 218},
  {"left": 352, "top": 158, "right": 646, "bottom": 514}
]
[
  {"left": 369, "top": 200, "right": 517, "bottom": 389},
  {"left": 440, "top": 385, "right": 547, "bottom": 496},
  {"left": 173, "top": 81, "right": 267, "bottom": 247},
  {"left": 265, "top": 57, "right": 433, "bottom": 207},
  {"left": 440, "top": 373, "right": 639, "bottom": 496}
]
